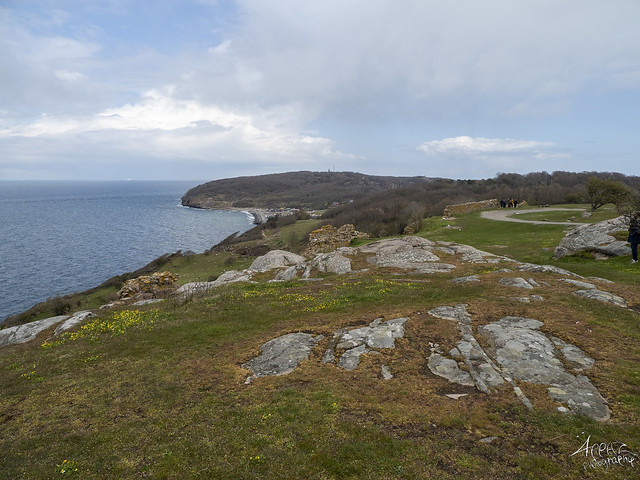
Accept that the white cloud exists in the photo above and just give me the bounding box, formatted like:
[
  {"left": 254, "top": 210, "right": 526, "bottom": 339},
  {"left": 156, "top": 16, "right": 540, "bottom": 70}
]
[
  {"left": 2, "top": 1, "right": 640, "bottom": 179},
  {"left": 0, "top": 89, "right": 355, "bottom": 172},
  {"left": 417, "top": 136, "right": 554, "bottom": 155},
  {"left": 416, "top": 136, "right": 571, "bottom": 179}
]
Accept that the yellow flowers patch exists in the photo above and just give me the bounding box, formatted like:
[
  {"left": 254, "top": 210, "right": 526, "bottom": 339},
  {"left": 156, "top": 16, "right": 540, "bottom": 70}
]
[
  {"left": 57, "top": 459, "right": 79, "bottom": 475},
  {"left": 42, "top": 309, "right": 160, "bottom": 348}
]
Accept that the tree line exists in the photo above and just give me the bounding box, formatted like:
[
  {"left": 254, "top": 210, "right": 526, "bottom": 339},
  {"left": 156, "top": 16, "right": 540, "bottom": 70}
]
[{"left": 322, "top": 171, "right": 640, "bottom": 237}]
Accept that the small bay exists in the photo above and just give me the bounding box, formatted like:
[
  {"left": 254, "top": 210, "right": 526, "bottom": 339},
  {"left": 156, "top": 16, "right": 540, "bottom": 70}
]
[{"left": 0, "top": 181, "right": 253, "bottom": 322}]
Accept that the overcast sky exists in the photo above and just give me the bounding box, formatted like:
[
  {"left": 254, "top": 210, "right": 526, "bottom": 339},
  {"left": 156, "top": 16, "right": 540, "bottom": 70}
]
[{"left": 1, "top": 0, "right": 639, "bottom": 181}]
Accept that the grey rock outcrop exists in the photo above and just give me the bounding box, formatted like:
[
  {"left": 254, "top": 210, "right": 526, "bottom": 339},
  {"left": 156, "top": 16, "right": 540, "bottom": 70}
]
[
  {"left": 479, "top": 316, "right": 610, "bottom": 421},
  {"left": 249, "top": 250, "right": 306, "bottom": 272},
  {"left": 436, "top": 243, "right": 505, "bottom": 264},
  {"left": 561, "top": 279, "right": 596, "bottom": 289},
  {"left": 243, "top": 332, "right": 324, "bottom": 379},
  {"left": 517, "top": 263, "right": 581, "bottom": 277},
  {"left": 451, "top": 275, "right": 480, "bottom": 284},
  {"left": 425, "top": 305, "right": 609, "bottom": 420},
  {"left": 428, "top": 354, "right": 474, "bottom": 386},
  {"left": 498, "top": 277, "right": 534, "bottom": 289},
  {"left": 554, "top": 215, "right": 631, "bottom": 259},
  {"left": 337, "top": 344, "right": 368, "bottom": 370},
  {"left": 53, "top": 311, "right": 96, "bottom": 336},
  {"left": 0, "top": 315, "right": 69, "bottom": 346},
  {"left": 330, "top": 317, "right": 409, "bottom": 371},
  {"left": 271, "top": 265, "right": 300, "bottom": 282},
  {"left": 573, "top": 289, "right": 627, "bottom": 307},
  {"left": 380, "top": 365, "right": 394, "bottom": 380},
  {"left": 427, "top": 305, "right": 506, "bottom": 394},
  {"left": 305, "top": 251, "right": 352, "bottom": 276},
  {"left": 359, "top": 237, "right": 457, "bottom": 273},
  {"left": 177, "top": 269, "right": 254, "bottom": 296},
  {"left": 244, "top": 317, "right": 409, "bottom": 379}
]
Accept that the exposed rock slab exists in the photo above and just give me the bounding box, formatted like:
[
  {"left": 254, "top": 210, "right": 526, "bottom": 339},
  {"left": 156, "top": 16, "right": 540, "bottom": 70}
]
[
  {"left": 554, "top": 215, "right": 631, "bottom": 259},
  {"left": 436, "top": 243, "right": 505, "bottom": 264},
  {"left": 550, "top": 336, "right": 595, "bottom": 372},
  {"left": 498, "top": 277, "right": 534, "bottom": 289},
  {"left": 428, "top": 353, "right": 474, "bottom": 386},
  {"left": 1, "top": 315, "right": 69, "bottom": 347},
  {"left": 427, "top": 305, "right": 505, "bottom": 394},
  {"left": 337, "top": 344, "right": 368, "bottom": 370},
  {"left": 54, "top": 311, "right": 96, "bottom": 336},
  {"left": 249, "top": 250, "right": 306, "bottom": 273},
  {"left": 428, "top": 304, "right": 472, "bottom": 324},
  {"left": 357, "top": 236, "right": 435, "bottom": 254},
  {"left": 561, "top": 279, "right": 597, "bottom": 289},
  {"left": 177, "top": 270, "right": 253, "bottom": 296},
  {"left": 271, "top": 265, "right": 299, "bottom": 282},
  {"left": 451, "top": 275, "right": 480, "bottom": 284},
  {"left": 358, "top": 237, "right": 452, "bottom": 273},
  {"left": 478, "top": 316, "right": 610, "bottom": 421},
  {"left": 327, "top": 317, "right": 409, "bottom": 371},
  {"left": 243, "top": 332, "right": 324, "bottom": 379},
  {"left": 573, "top": 289, "right": 627, "bottom": 307},
  {"left": 380, "top": 365, "right": 394, "bottom": 380},
  {"left": 517, "top": 263, "right": 581, "bottom": 277},
  {"left": 305, "top": 251, "right": 352, "bottom": 276}
]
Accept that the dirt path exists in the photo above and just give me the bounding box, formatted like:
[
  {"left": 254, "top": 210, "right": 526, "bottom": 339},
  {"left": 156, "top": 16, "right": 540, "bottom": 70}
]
[{"left": 480, "top": 208, "right": 589, "bottom": 225}]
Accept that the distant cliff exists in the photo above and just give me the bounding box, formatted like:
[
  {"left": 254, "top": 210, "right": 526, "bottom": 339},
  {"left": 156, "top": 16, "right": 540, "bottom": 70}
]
[{"left": 181, "top": 171, "right": 427, "bottom": 211}]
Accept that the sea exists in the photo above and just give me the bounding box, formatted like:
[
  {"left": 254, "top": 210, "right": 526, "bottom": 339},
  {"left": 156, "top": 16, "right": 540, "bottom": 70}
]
[{"left": 0, "top": 181, "right": 254, "bottom": 323}]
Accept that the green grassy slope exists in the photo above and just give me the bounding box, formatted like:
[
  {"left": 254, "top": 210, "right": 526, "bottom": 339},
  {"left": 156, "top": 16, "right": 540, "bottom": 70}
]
[{"left": 1, "top": 207, "right": 639, "bottom": 479}]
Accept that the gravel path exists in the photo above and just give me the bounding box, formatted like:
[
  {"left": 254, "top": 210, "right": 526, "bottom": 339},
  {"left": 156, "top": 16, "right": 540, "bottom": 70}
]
[{"left": 480, "top": 208, "right": 589, "bottom": 225}]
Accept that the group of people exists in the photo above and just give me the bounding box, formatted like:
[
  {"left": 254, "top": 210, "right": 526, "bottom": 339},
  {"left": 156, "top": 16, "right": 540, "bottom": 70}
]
[
  {"left": 629, "top": 211, "right": 640, "bottom": 264},
  {"left": 499, "top": 198, "right": 518, "bottom": 208}
]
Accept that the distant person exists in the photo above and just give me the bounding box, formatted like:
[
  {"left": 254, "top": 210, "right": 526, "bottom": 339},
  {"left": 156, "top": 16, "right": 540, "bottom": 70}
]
[{"left": 628, "top": 211, "right": 640, "bottom": 264}]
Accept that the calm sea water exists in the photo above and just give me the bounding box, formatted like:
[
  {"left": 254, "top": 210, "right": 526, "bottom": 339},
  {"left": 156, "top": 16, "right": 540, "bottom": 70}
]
[{"left": 0, "top": 181, "right": 253, "bottom": 322}]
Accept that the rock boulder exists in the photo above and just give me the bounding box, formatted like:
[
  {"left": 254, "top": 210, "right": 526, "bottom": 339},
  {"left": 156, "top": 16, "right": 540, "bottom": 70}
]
[
  {"left": 304, "top": 224, "right": 367, "bottom": 256},
  {"left": 553, "top": 215, "right": 631, "bottom": 259},
  {"left": 0, "top": 315, "right": 69, "bottom": 347},
  {"left": 118, "top": 271, "right": 178, "bottom": 300}
]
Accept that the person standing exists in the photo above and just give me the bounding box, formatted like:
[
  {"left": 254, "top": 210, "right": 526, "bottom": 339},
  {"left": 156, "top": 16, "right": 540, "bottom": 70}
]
[{"left": 628, "top": 211, "right": 640, "bottom": 263}]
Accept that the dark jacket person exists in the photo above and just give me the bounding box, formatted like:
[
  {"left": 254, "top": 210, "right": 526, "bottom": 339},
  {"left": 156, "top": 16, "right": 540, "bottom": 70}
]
[{"left": 628, "top": 211, "right": 640, "bottom": 263}]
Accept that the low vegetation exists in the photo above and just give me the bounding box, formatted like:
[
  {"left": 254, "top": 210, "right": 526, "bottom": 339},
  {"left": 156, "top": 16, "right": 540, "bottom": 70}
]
[{"left": 1, "top": 200, "right": 639, "bottom": 479}]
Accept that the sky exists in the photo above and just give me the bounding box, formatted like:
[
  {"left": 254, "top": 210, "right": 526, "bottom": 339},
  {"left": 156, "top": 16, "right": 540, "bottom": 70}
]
[{"left": 1, "top": 0, "right": 639, "bottom": 181}]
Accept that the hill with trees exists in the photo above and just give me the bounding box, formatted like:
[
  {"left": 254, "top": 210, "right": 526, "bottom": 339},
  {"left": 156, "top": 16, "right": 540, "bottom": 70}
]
[
  {"left": 321, "top": 171, "right": 640, "bottom": 237},
  {"left": 181, "top": 171, "right": 427, "bottom": 210},
  {"left": 195, "top": 170, "right": 639, "bottom": 240}
]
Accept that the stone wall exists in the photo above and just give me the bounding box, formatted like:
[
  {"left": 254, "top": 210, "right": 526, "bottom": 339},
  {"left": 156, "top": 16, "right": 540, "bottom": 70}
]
[
  {"left": 304, "top": 224, "right": 367, "bottom": 257},
  {"left": 444, "top": 199, "right": 500, "bottom": 217},
  {"left": 118, "top": 271, "right": 179, "bottom": 300}
]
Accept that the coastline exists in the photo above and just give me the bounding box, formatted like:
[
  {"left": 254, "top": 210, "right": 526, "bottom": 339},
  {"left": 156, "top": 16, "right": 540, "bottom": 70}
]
[{"left": 246, "top": 209, "right": 269, "bottom": 224}]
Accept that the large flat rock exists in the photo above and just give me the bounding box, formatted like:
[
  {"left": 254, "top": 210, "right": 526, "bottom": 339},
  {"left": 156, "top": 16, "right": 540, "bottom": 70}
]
[
  {"left": 479, "top": 316, "right": 610, "bottom": 421},
  {"left": 249, "top": 250, "right": 306, "bottom": 272},
  {"left": 243, "top": 332, "right": 324, "bottom": 379},
  {"left": 0, "top": 315, "right": 69, "bottom": 347},
  {"left": 553, "top": 215, "right": 631, "bottom": 259}
]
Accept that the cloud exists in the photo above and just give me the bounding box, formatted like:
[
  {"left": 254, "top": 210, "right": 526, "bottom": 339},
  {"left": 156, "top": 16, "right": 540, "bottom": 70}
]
[
  {"left": 417, "top": 136, "right": 554, "bottom": 155},
  {"left": 0, "top": 88, "right": 356, "bottom": 179},
  {"left": 2, "top": 1, "right": 640, "bottom": 179},
  {"left": 415, "top": 136, "right": 573, "bottom": 178}
]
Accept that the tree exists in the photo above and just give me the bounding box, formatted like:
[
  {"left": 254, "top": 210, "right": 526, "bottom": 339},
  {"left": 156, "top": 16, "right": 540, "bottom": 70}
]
[{"left": 586, "top": 176, "right": 632, "bottom": 212}]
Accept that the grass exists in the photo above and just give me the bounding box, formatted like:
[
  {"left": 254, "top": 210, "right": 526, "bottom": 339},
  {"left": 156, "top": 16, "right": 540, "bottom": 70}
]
[
  {"left": 509, "top": 204, "right": 620, "bottom": 224},
  {"left": 1, "top": 206, "right": 639, "bottom": 479},
  {"left": 421, "top": 206, "right": 638, "bottom": 286}
]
